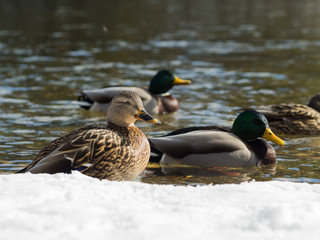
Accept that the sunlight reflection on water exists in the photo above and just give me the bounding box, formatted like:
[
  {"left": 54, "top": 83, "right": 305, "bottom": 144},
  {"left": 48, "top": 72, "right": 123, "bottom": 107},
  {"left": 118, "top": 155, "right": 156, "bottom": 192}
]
[{"left": 0, "top": 0, "right": 319, "bottom": 185}]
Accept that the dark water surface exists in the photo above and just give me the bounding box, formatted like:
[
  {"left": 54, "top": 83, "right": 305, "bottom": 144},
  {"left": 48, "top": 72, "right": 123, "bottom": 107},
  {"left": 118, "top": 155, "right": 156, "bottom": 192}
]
[{"left": 0, "top": 0, "right": 319, "bottom": 185}]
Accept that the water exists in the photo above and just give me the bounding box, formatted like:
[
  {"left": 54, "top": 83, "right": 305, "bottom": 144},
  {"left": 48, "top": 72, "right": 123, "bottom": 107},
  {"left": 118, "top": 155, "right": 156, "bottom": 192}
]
[{"left": 0, "top": 0, "right": 319, "bottom": 185}]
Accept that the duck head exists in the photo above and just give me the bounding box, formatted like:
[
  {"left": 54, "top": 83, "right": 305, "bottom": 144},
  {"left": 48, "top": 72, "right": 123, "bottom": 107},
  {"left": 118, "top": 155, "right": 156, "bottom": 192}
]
[
  {"left": 308, "top": 94, "right": 320, "bottom": 112},
  {"left": 107, "top": 91, "right": 161, "bottom": 127},
  {"left": 148, "top": 70, "right": 191, "bottom": 94},
  {"left": 232, "top": 109, "right": 285, "bottom": 146}
]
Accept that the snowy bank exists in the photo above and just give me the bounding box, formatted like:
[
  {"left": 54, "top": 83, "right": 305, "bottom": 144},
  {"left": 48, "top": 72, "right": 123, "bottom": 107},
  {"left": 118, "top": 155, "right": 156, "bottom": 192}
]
[{"left": 1, "top": 172, "right": 320, "bottom": 240}]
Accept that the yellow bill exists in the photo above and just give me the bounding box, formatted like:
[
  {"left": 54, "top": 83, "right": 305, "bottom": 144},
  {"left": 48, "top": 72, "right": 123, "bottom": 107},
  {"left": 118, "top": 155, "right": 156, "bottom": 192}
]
[
  {"left": 173, "top": 75, "right": 191, "bottom": 85},
  {"left": 262, "top": 127, "right": 285, "bottom": 146}
]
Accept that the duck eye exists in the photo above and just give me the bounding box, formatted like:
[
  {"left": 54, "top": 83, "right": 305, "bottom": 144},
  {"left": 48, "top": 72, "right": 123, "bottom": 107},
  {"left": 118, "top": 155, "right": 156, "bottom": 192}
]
[{"left": 125, "top": 101, "right": 131, "bottom": 105}]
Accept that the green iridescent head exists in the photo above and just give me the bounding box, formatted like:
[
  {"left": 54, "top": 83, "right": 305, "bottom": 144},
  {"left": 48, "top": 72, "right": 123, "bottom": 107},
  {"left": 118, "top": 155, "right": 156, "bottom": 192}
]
[
  {"left": 148, "top": 70, "right": 191, "bottom": 94},
  {"left": 232, "top": 109, "right": 285, "bottom": 145}
]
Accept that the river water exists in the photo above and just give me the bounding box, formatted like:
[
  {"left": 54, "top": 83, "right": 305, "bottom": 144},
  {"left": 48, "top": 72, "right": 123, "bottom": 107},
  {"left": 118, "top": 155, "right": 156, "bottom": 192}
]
[{"left": 0, "top": 0, "right": 319, "bottom": 185}]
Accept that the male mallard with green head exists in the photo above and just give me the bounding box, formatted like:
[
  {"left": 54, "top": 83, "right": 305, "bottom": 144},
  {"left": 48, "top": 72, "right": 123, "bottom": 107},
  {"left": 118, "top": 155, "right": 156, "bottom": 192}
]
[
  {"left": 255, "top": 94, "right": 320, "bottom": 135},
  {"left": 149, "top": 110, "right": 285, "bottom": 167},
  {"left": 77, "top": 70, "right": 191, "bottom": 115},
  {"left": 17, "top": 91, "right": 161, "bottom": 181}
]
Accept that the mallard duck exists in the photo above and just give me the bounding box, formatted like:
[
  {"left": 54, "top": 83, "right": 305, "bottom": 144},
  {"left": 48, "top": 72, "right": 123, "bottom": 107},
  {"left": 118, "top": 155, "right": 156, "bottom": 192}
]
[
  {"left": 77, "top": 69, "right": 191, "bottom": 115},
  {"left": 17, "top": 91, "right": 161, "bottom": 181},
  {"left": 254, "top": 94, "right": 320, "bottom": 135},
  {"left": 149, "top": 109, "right": 285, "bottom": 167}
]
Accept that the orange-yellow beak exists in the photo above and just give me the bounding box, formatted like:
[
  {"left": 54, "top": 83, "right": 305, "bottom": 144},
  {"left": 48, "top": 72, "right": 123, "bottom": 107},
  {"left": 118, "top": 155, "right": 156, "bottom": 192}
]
[
  {"left": 173, "top": 75, "right": 191, "bottom": 85},
  {"left": 262, "top": 127, "right": 285, "bottom": 146}
]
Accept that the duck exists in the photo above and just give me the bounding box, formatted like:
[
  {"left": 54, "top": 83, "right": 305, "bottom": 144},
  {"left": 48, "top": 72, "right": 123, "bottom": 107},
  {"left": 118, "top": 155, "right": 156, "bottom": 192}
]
[
  {"left": 254, "top": 94, "right": 320, "bottom": 135},
  {"left": 77, "top": 69, "right": 191, "bottom": 115},
  {"left": 17, "top": 91, "right": 161, "bottom": 181},
  {"left": 148, "top": 109, "right": 285, "bottom": 167}
]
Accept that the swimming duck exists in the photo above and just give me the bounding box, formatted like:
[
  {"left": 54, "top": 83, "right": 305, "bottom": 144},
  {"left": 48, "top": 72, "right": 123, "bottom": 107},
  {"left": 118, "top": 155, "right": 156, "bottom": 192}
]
[
  {"left": 17, "top": 91, "right": 161, "bottom": 181},
  {"left": 148, "top": 109, "right": 285, "bottom": 167},
  {"left": 77, "top": 70, "right": 191, "bottom": 115},
  {"left": 255, "top": 94, "right": 320, "bottom": 135}
]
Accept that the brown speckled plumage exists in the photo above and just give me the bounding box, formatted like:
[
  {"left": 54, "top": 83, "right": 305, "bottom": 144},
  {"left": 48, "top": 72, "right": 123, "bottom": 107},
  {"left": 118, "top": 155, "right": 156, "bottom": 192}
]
[
  {"left": 17, "top": 91, "right": 159, "bottom": 180},
  {"left": 256, "top": 94, "right": 320, "bottom": 135}
]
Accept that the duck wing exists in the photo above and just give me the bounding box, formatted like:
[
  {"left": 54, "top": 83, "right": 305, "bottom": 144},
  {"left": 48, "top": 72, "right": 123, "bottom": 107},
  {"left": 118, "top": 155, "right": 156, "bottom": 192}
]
[
  {"left": 256, "top": 104, "right": 319, "bottom": 120},
  {"left": 17, "top": 124, "right": 113, "bottom": 174},
  {"left": 165, "top": 125, "right": 230, "bottom": 136},
  {"left": 255, "top": 104, "right": 320, "bottom": 134},
  {"left": 149, "top": 128, "right": 246, "bottom": 159}
]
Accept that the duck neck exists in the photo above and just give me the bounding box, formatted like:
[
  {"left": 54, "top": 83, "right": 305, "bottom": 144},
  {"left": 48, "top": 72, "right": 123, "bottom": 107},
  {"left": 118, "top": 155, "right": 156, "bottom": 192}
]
[
  {"left": 247, "top": 139, "right": 277, "bottom": 165},
  {"left": 106, "top": 112, "right": 136, "bottom": 127},
  {"left": 107, "top": 122, "right": 131, "bottom": 135}
]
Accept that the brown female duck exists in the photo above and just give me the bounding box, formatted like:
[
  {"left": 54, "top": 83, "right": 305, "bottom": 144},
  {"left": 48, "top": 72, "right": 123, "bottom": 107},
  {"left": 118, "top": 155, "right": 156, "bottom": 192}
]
[
  {"left": 17, "top": 91, "right": 161, "bottom": 181},
  {"left": 255, "top": 94, "right": 320, "bottom": 135}
]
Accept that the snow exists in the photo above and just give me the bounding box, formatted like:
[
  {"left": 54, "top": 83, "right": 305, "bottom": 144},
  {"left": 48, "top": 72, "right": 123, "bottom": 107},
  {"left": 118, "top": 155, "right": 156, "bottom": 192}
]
[{"left": 1, "top": 172, "right": 320, "bottom": 240}]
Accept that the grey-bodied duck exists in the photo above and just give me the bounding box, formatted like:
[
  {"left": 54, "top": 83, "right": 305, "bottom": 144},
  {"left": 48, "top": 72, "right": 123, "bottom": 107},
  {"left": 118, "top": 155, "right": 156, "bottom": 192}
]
[
  {"left": 255, "top": 94, "right": 320, "bottom": 135},
  {"left": 17, "top": 91, "right": 161, "bottom": 181},
  {"left": 149, "top": 110, "right": 285, "bottom": 167},
  {"left": 77, "top": 70, "right": 191, "bottom": 115}
]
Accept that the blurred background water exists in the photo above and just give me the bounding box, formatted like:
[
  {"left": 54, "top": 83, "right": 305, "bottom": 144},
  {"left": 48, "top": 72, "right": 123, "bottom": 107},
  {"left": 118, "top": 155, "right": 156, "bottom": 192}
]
[{"left": 0, "top": 0, "right": 319, "bottom": 185}]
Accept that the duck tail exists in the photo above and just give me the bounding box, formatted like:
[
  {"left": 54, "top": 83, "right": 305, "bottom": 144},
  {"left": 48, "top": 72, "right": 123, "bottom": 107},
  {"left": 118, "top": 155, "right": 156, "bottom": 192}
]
[
  {"left": 77, "top": 92, "right": 94, "bottom": 110},
  {"left": 148, "top": 138, "right": 163, "bottom": 162}
]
